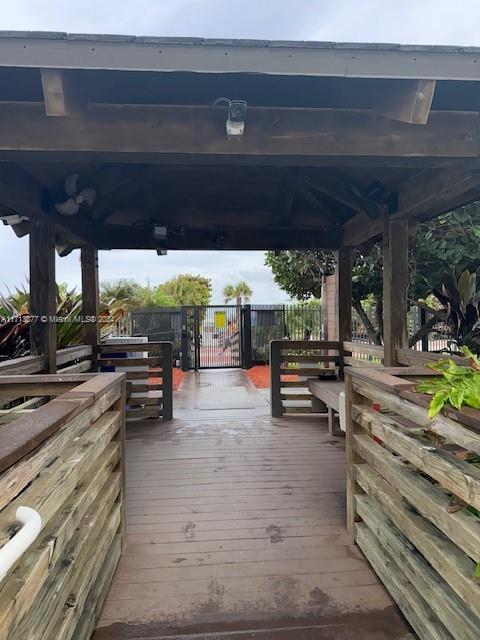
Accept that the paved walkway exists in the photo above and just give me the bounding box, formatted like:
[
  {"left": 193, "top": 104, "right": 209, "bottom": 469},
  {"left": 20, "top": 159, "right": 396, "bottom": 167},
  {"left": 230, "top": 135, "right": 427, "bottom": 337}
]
[{"left": 94, "top": 369, "right": 411, "bottom": 640}]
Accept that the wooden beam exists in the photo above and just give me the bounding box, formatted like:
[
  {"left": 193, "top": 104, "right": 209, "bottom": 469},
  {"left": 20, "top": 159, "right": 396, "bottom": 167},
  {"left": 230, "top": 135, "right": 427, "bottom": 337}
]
[
  {"left": 29, "top": 218, "right": 56, "bottom": 373},
  {"left": 336, "top": 247, "right": 352, "bottom": 371},
  {"left": 343, "top": 165, "right": 480, "bottom": 245},
  {"left": 0, "top": 163, "right": 46, "bottom": 219},
  {"left": 383, "top": 217, "right": 409, "bottom": 367},
  {"left": 40, "top": 69, "right": 75, "bottom": 116},
  {"left": 55, "top": 220, "right": 342, "bottom": 250},
  {"left": 375, "top": 79, "right": 436, "bottom": 125},
  {"left": 81, "top": 247, "right": 100, "bottom": 347},
  {"left": 276, "top": 170, "right": 298, "bottom": 226},
  {"left": 0, "top": 104, "right": 477, "bottom": 160}
]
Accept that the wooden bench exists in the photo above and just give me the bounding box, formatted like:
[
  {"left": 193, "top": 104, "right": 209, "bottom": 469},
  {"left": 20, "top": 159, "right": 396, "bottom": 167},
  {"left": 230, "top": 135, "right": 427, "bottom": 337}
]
[
  {"left": 270, "top": 340, "right": 385, "bottom": 426},
  {"left": 307, "top": 378, "right": 344, "bottom": 434}
]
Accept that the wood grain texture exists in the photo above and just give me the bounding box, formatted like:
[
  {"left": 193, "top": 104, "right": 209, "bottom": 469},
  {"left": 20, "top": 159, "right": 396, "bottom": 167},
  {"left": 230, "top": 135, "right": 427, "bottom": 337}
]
[{"left": 94, "top": 369, "right": 410, "bottom": 639}]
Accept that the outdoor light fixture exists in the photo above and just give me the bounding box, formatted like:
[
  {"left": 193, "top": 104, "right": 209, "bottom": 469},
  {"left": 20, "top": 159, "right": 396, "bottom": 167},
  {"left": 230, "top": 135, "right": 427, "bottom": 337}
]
[
  {"left": 156, "top": 249, "right": 168, "bottom": 256},
  {"left": 153, "top": 225, "right": 168, "bottom": 240},
  {"left": 214, "top": 97, "right": 247, "bottom": 137}
]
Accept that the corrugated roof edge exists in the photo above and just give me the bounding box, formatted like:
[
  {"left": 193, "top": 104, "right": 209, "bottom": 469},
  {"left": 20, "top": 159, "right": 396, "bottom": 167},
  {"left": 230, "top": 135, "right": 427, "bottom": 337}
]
[{"left": 0, "top": 30, "right": 479, "bottom": 53}]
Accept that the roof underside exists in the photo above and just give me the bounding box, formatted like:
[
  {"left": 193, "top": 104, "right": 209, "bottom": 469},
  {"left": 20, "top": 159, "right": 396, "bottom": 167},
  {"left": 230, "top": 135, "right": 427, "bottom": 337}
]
[{"left": 0, "top": 32, "right": 480, "bottom": 252}]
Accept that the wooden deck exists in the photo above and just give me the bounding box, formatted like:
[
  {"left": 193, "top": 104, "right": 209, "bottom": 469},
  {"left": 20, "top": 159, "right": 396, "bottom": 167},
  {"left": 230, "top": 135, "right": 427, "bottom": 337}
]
[{"left": 94, "top": 370, "right": 411, "bottom": 640}]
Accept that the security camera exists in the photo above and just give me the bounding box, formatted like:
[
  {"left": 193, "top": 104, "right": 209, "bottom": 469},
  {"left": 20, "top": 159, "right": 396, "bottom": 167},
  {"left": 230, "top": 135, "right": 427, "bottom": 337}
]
[
  {"left": 214, "top": 97, "right": 247, "bottom": 137},
  {"left": 226, "top": 100, "right": 247, "bottom": 137},
  {"left": 0, "top": 214, "right": 28, "bottom": 226},
  {"left": 153, "top": 225, "right": 168, "bottom": 240}
]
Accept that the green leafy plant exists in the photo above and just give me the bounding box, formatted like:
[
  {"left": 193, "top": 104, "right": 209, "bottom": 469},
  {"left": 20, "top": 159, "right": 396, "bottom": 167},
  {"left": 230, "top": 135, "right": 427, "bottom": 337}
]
[
  {"left": 432, "top": 270, "right": 480, "bottom": 353},
  {"left": 416, "top": 347, "right": 480, "bottom": 418}
]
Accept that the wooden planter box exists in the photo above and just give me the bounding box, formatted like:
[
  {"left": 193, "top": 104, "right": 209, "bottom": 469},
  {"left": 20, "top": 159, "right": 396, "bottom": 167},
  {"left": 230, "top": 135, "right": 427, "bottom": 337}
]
[
  {"left": 0, "top": 372, "right": 126, "bottom": 640},
  {"left": 345, "top": 365, "right": 480, "bottom": 640}
]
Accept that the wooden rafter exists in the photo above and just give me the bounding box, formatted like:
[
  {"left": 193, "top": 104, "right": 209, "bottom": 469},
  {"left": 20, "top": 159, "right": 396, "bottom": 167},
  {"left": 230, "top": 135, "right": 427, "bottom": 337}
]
[
  {"left": 0, "top": 164, "right": 47, "bottom": 219},
  {"left": 374, "top": 79, "right": 437, "bottom": 125},
  {"left": 40, "top": 69, "right": 73, "bottom": 117},
  {"left": 342, "top": 165, "right": 480, "bottom": 246}
]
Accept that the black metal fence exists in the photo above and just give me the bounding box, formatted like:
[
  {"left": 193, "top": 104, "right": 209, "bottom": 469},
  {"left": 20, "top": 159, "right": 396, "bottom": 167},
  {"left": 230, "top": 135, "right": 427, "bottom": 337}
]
[
  {"left": 130, "top": 302, "right": 450, "bottom": 369},
  {"left": 132, "top": 304, "right": 324, "bottom": 368},
  {"left": 250, "top": 304, "right": 324, "bottom": 363},
  {"left": 352, "top": 305, "right": 452, "bottom": 351}
]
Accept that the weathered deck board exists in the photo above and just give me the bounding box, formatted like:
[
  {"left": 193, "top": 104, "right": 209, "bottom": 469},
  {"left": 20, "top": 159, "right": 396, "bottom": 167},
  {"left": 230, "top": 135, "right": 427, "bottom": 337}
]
[{"left": 94, "top": 370, "right": 411, "bottom": 639}]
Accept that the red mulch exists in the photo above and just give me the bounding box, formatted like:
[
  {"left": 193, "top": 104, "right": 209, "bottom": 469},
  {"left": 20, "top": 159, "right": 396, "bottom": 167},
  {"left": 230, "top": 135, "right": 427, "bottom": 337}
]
[
  {"left": 245, "top": 365, "right": 298, "bottom": 389},
  {"left": 172, "top": 368, "right": 186, "bottom": 390},
  {"left": 150, "top": 367, "right": 187, "bottom": 391}
]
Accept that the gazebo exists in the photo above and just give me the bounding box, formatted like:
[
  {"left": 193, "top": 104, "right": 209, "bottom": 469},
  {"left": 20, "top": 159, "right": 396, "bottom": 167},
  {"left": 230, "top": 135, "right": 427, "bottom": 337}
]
[{"left": 1, "top": 32, "right": 480, "bottom": 640}]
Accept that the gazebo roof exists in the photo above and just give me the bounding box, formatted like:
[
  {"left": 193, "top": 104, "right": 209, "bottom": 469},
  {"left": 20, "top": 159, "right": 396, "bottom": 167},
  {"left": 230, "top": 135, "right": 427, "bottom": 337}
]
[{"left": 1, "top": 31, "right": 480, "bottom": 251}]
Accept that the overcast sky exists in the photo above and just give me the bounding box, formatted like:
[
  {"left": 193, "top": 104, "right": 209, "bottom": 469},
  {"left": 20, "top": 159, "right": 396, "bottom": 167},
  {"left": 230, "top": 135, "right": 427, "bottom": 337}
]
[{"left": 1, "top": 1, "right": 480, "bottom": 303}]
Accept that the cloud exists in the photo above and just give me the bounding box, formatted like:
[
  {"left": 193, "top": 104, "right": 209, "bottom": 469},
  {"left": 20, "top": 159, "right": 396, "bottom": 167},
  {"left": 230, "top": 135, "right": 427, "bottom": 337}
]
[
  {"left": 2, "top": 0, "right": 480, "bottom": 44},
  {"left": 0, "top": 227, "right": 287, "bottom": 303},
  {"left": 2, "top": 0, "right": 480, "bottom": 305}
]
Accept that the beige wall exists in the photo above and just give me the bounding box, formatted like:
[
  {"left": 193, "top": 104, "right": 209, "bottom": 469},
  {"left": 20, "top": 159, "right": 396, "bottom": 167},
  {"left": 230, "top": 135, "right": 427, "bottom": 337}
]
[{"left": 324, "top": 274, "right": 337, "bottom": 340}]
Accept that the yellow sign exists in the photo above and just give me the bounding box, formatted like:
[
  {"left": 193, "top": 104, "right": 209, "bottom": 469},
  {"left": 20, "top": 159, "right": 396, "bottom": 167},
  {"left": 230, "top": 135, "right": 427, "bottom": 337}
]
[{"left": 214, "top": 311, "right": 227, "bottom": 329}]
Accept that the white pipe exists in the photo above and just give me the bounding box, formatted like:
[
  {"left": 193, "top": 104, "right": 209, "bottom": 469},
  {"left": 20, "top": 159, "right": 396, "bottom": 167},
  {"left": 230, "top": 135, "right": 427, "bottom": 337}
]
[{"left": 0, "top": 506, "right": 42, "bottom": 581}]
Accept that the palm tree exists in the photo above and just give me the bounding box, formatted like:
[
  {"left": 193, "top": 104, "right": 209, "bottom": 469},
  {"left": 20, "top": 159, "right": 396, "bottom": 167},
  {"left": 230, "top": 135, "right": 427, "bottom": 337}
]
[{"left": 223, "top": 281, "right": 253, "bottom": 306}]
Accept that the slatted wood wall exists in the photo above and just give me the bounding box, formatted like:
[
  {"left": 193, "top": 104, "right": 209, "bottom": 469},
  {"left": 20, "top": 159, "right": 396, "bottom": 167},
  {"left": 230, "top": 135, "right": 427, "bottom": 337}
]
[
  {"left": 97, "top": 341, "right": 173, "bottom": 421},
  {"left": 270, "top": 340, "right": 341, "bottom": 417},
  {"left": 0, "top": 372, "right": 126, "bottom": 640},
  {"left": 346, "top": 366, "right": 480, "bottom": 640}
]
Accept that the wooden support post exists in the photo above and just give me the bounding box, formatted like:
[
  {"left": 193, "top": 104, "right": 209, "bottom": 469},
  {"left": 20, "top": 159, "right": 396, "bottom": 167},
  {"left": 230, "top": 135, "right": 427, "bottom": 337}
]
[
  {"left": 336, "top": 247, "right": 352, "bottom": 377},
  {"left": 345, "top": 373, "right": 366, "bottom": 540},
  {"left": 241, "top": 304, "right": 253, "bottom": 369},
  {"left": 383, "top": 217, "right": 409, "bottom": 366},
  {"left": 270, "top": 341, "right": 283, "bottom": 418},
  {"left": 81, "top": 247, "right": 100, "bottom": 352},
  {"left": 162, "top": 342, "right": 173, "bottom": 421},
  {"left": 29, "top": 219, "right": 56, "bottom": 373}
]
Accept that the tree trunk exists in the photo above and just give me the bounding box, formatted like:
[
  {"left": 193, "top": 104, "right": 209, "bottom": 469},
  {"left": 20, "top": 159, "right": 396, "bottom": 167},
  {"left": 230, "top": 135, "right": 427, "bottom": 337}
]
[
  {"left": 408, "top": 313, "right": 441, "bottom": 348},
  {"left": 352, "top": 297, "right": 382, "bottom": 345}
]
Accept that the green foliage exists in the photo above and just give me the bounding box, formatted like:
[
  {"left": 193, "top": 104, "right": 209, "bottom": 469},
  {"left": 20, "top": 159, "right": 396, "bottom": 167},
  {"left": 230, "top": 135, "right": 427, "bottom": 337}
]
[
  {"left": 284, "top": 300, "right": 322, "bottom": 339},
  {"left": 416, "top": 347, "right": 480, "bottom": 418},
  {"left": 100, "top": 279, "right": 142, "bottom": 308},
  {"left": 265, "top": 251, "right": 334, "bottom": 300},
  {"left": 223, "top": 281, "right": 253, "bottom": 305},
  {"left": 158, "top": 274, "right": 212, "bottom": 306},
  {"left": 432, "top": 270, "right": 480, "bottom": 352},
  {"left": 265, "top": 202, "right": 480, "bottom": 345},
  {"left": 136, "top": 286, "right": 175, "bottom": 308},
  {"left": 413, "top": 205, "right": 480, "bottom": 298},
  {"left": 0, "top": 282, "right": 133, "bottom": 357}
]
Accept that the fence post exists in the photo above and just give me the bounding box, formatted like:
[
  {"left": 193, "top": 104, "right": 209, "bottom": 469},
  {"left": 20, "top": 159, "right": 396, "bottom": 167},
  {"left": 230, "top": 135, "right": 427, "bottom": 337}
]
[
  {"left": 242, "top": 305, "right": 252, "bottom": 369},
  {"left": 162, "top": 342, "right": 173, "bottom": 420},
  {"left": 270, "top": 340, "right": 283, "bottom": 418},
  {"left": 420, "top": 308, "right": 429, "bottom": 352},
  {"left": 180, "top": 307, "right": 189, "bottom": 371}
]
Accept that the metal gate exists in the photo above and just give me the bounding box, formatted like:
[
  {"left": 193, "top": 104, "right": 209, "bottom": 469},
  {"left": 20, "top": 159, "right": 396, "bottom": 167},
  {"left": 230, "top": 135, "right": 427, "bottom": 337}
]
[{"left": 182, "top": 306, "right": 242, "bottom": 369}]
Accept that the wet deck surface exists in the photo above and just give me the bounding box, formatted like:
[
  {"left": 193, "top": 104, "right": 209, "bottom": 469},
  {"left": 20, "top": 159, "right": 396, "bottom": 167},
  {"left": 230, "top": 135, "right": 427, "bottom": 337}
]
[{"left": 94, "top": 369, "right": 411, "bottom": 640}]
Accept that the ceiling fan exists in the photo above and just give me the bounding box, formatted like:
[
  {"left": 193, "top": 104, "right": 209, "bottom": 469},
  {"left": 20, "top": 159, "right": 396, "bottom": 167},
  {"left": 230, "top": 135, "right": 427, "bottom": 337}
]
[{"left": 54, "top": 173, "right": 96, "bottom": 216}]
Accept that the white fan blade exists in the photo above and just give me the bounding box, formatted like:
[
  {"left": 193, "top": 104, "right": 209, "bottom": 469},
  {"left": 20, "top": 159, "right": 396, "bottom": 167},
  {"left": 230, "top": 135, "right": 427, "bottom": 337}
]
[
  {"left": 55, "top": 198, "right": 80, "bottom": 216},
  {"left": 79, "top": 188, "right": 96, "bottom": 206},
  {"left": 64, "top": 173, "right": 79, "bottom": 197}
]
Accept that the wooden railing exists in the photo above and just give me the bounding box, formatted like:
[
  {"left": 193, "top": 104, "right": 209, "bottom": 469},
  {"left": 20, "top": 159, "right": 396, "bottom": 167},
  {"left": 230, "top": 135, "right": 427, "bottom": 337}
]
[
  {"left": 0, "top": 371, "right": 126, "bottom": 640},
  {"left": 97, "top": 341, "right": 173, "bottom": 421},
  {"left": 345, "top": 366, "right": 480, "bottom": 640},
  {"left": 343, "top": 341, "right": 384, "bottom": 367},
  {"left": 270, "top": 340, "right": 341, "bottom": 417},
  {"left": 0, "top": 345, "right": 94, "bottom": 376}
]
